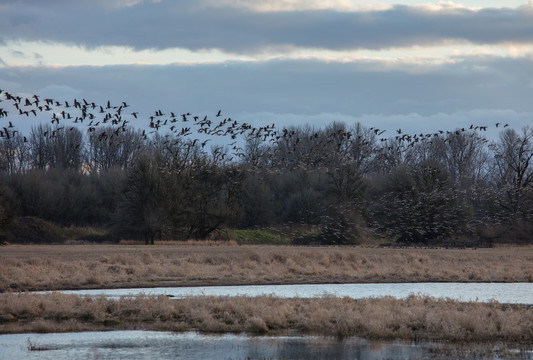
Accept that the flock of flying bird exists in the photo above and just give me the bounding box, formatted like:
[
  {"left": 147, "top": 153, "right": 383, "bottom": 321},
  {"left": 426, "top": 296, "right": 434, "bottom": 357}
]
[
  {"left": 0, "top": 89, "right": 511, "bottom": 167},
  {"left": 0, "top": 89, "right": 275, "bottom": 151}
]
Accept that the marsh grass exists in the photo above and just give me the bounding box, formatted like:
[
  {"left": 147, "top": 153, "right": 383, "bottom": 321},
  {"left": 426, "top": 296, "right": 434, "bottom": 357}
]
[
  {"left": 1, "top": 245, "right": 532, "bottom": 292},
  {"left": 1, "top": 292, "right": 532, "bottom": 343}
]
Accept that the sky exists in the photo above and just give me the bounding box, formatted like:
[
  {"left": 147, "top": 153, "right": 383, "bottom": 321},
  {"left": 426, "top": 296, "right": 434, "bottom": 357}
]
[{"left": 1, "top": 0, "right": 533, "bottom": 137}]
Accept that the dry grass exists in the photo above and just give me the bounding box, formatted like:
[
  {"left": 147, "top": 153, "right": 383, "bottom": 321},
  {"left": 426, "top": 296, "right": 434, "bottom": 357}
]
[
  {"left": 118, "top": 239, "right": 240, "bottom": 246},
  {"left": 0, "top": 292, "right": 532, "bottom": 343},
  {"left": 1, "top": 244, "right": 532, "bottom": 292}
]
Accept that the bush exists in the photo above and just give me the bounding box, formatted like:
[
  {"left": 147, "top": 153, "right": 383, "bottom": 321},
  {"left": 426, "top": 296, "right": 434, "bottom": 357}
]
[
  {"left": 3, "top": 217, "right": 66, "bottom": 244},
  {"left": 2, "top": 217, "right": 115, "bottom": 244}
]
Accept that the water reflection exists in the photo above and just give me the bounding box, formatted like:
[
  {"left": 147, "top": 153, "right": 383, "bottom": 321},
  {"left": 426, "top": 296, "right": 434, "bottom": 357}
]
[
  {"left": 1, "top": 331, "right": 530, "bottom": 360},
  {"left": 51, "top": 282, "right": 533, "bottom": 304}
]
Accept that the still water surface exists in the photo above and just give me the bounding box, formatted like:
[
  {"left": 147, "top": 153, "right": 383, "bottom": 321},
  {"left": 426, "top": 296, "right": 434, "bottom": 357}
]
[
  {"left": 53, "top": 282, "right": 533, "bottom": 304},
  {"left": 1, "top": 331, "right": 531, "bottom": 360},
  {"left": 11, "top": 284, "right": 533, "bottom": 359}
]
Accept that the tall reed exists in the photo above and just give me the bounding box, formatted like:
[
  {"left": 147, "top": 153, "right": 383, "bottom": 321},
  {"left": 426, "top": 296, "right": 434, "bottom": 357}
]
[{"left": 1, "top": 292, "right": 532, "bottom": 343}]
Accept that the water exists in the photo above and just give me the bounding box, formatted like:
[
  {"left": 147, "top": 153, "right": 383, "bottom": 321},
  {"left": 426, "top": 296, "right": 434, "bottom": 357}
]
[
  {"left": 14, "top": 283, "right": 533, "bottom": 359},
  {"left": 50, "top": 282, "right": 533, "bottom": 304},
  {"left": 1, "top": 331, "right": 531, "bottom": 360}
]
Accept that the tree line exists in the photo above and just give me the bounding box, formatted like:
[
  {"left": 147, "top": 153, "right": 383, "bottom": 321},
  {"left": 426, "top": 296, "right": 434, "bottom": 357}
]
[
  {"left": 1, "top": 119, "right": 531, "bottom": 246},
  {"left": 0, "top": 89, "right": 531, "bottom": 245}
]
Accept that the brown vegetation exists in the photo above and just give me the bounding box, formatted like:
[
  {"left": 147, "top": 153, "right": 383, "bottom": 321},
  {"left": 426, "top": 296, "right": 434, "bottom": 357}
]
[
  {"left": 1, "top": 292, "right": 532, "bottom": 343},
  {"left": 1, "top": 244, "right": 532, "bottom": 292}
]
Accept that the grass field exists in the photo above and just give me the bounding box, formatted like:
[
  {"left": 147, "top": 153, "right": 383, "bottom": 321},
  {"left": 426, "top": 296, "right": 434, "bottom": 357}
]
[
  {"left": 1, "top": 243, "right": 532, "bottom": 292},
  {"left": 1, "top": 243, "right": 533, "bottom": 342}
]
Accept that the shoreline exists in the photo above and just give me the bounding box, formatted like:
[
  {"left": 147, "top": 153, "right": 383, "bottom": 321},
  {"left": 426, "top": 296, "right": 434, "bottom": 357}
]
[{"left": 10, "top": 278, "right": 530, "bottom": 294}]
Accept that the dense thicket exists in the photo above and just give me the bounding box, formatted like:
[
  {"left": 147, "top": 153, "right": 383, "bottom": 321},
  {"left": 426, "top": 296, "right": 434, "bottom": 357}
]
[
  {"left": 0, "top": 91, "right": 531, "bottom": 245},
  {"left": 1, "top": 122, "right": 531, "bottom": 246}
]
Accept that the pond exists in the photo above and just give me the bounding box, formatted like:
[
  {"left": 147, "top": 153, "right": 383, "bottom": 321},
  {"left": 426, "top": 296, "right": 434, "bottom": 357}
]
[
  {"left": 50, "top": 282, "right": 533, "bottom": 304},
  {"left": 1, "top": 331, "right": 531, "bottom": 360}
]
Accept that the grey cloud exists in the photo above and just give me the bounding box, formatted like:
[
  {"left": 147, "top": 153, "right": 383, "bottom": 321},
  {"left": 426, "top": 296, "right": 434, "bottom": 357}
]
[
  {"left": 0, "top": 55, "right": 531, "bottom": 120},
  {"left": 11, "top": 50, "right": 25, "bottom": 57},
  {"left": 0, "top": 2, "right": 532, "bottom": 52}
]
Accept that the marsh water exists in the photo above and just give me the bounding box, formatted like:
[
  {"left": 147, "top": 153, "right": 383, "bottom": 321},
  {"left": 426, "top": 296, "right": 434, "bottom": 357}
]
[
  {"left": 1, "top": 330, "right": 531, "bottom": 360},
  {"left": 51, "top": 282, "right": 533, "bottom": 304},
  {"left": 14, "top": 283, "right": 533, "bottom": 359}
]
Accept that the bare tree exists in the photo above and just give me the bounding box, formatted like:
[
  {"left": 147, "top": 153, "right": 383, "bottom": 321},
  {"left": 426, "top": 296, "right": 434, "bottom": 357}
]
[
  {"left": 440, "top": 131, "right": 490, "bottom": 190},
  {"left": 28, "top": 124, "right": 51, "bottom": 170},
  {"left": 0, "top": 132, "right": 29, "bottom": 174},
  {"left": 85, "top": 126, "right": 144, "bottom": 171},
  {"left": 27, "top": 124, "right": 83, "bottom": 170},
  {"left": 492, "top": 127, "right": 533, "bottom": 219},
  {"left": 115, "top": 151, "right": 169, "bottom": 244}
]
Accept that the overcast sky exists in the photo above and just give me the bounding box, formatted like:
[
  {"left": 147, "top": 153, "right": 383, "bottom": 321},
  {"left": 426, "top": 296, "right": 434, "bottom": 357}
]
[{"left": 1, "top": 0, "right": 532, "bottom": 136}]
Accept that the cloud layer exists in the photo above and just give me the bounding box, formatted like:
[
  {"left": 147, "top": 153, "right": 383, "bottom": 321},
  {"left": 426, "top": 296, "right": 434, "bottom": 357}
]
[
  {"left": 1, "top": 1, "right": 533, "bottom": 53},
  {"left": 1, "top": 55, "right": 531, "bottom": 133},
  {"left": 1, "top": 1, "right": 532, "bottom": 136}
]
